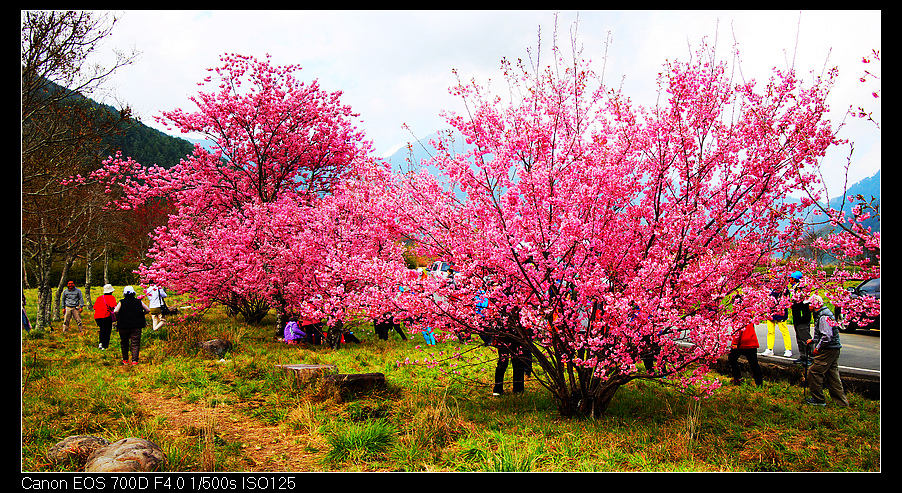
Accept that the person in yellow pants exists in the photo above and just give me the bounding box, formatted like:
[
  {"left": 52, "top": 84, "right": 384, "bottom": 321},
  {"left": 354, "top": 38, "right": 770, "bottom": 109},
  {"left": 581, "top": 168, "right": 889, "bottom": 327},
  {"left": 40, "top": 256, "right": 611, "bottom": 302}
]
[{"left": 762, "top": 286, "right": 793, "bottom": 357}]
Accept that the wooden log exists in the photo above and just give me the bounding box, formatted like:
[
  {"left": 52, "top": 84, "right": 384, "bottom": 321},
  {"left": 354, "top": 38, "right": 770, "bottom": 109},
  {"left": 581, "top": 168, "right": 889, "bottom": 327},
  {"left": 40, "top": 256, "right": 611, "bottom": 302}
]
[
  {"left": 321, "top": 373, "right": 386, "bottom": 393},
  {"left": 276, "top": 364, "right": 338, "bottom": 386}
]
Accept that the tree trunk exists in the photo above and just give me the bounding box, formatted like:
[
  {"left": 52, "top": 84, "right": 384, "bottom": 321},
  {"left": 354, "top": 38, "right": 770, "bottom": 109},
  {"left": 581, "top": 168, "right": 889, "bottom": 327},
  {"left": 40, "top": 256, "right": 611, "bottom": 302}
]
[
  {"left": 272, "top": 288, "right": 288, "bottom": 339},
  {"left": 36, "top": 284, "right": 54, "bottom": 331},
  {"left": 326, "top": 319, "right": 343, "bottom": 349},
  {"left": 322, "top": 373, "right": 386, "bottom": 393},
  {"left": 103, "top": 244, "right": 110, "bottom": 285},
  {"left": 587, "top": 379, "right": 626, "bottom": 419},
  {"left": 84, "top": 247, "right": 94, "bottom": 306},
  {"left": 546, "top": 368, "right": 628, "bottom": 419},
  {"left": 276, "top": 364, "right": 338, "bottom": 386},
  {"left": 22, "top": 263, "right": 31, "bottom": 289},
  {"left": 32, "top": 247, "right": 55, "bottom": 331}
]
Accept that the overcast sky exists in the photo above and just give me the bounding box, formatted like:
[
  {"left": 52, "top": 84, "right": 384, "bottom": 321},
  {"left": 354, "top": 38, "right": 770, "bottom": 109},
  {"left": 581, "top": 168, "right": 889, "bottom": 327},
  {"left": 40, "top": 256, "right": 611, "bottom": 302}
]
[{"left": 85, "top": 10, "right": 880, "bottom": 195}]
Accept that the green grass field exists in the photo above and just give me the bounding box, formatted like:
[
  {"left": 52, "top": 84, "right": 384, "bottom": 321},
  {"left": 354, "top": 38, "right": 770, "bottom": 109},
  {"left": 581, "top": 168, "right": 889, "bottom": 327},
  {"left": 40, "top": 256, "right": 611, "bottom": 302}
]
[{"left": 21, "top": 287, "right": 880, "bottom": 472}]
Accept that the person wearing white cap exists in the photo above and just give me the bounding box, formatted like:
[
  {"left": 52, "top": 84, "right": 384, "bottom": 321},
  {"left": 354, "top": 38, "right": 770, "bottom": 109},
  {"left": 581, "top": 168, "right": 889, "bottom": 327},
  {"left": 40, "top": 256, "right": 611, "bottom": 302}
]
[
  {"left": 92, "top": 284, "right": 117, "bottom": 350},
  {"left": 113, "top": 286, "right": 150, "bottom": 365},
  {"left": 803, "top": 294, "right": 849, "bottom": 407}
]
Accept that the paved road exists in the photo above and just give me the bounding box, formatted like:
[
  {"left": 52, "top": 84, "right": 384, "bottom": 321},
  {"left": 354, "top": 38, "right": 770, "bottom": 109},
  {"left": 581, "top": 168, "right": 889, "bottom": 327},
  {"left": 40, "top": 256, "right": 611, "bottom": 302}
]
[{"left": 752, "top": 323, "right": 880, "bottom": 375}]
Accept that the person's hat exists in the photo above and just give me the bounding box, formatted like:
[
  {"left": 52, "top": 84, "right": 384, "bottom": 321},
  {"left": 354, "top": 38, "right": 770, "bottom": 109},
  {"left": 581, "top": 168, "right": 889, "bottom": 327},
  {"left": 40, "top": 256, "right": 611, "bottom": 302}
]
[
  {"left": 123, "top": 286, "right": 136, "bottom": 295},
  {"left": 790, "top": 271, "right": 803, "bottom": 280},
  {"left": 103, "top": 284, "right": 114, "bottom": 294},
  {"left": 804, "top": 294, "right": 824, "bottom": 306}
]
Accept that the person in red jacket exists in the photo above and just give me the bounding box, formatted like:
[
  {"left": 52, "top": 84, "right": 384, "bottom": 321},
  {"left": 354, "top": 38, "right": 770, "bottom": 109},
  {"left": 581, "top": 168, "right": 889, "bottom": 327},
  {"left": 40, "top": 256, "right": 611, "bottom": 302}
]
[
  {"left": 93, "top": 284, "right": 117, "bottom": 350},
  {"left": 728, "top": 299, "right": 764, "bottom": 386}
]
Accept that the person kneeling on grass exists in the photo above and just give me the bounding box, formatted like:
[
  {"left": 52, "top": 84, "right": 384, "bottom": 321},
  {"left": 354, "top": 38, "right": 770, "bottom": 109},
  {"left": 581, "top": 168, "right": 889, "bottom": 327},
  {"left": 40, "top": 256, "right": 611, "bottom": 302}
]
[
  {"left": 283, "top": 318, "right": 306, "bottom": 345},
  {"left": 803, "top": 295, "right": 849, "bottom": 407}
]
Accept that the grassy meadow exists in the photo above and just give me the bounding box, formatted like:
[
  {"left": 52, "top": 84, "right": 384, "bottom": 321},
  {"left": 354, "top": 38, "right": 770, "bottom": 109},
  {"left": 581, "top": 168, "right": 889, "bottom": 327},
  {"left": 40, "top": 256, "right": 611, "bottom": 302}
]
[{"left": 20, "top": 287, "right": 880, "bottom": 472}]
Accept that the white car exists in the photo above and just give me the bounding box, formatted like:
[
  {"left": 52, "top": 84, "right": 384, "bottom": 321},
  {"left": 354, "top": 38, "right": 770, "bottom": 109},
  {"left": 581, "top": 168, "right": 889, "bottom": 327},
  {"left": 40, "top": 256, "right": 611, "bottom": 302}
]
[{"left": 426, "top": 261, "right": 454, "bottom": 280}]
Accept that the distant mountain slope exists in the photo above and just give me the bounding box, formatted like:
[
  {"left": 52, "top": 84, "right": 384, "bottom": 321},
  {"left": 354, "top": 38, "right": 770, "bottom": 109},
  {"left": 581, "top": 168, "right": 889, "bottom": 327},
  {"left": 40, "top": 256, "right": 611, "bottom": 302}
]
[
  {"left": 383, "top": 130, "right": 469, "bottom": 176},
  {"left": 846, "top": 169, "right": 881, "bottom": 203},
  {"left": 29, "top": 77, "right": 195, "bottom": 169},
  {"left": 824, "top": 169, "right": 881, "bottom": 233}
]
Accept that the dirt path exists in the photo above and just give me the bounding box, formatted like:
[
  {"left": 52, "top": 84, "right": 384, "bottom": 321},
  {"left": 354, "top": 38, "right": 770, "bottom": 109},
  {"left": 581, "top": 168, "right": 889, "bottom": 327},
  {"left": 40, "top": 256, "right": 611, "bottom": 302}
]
[{"left": 132, "top": 391, "right": 323, "bottom": 472}]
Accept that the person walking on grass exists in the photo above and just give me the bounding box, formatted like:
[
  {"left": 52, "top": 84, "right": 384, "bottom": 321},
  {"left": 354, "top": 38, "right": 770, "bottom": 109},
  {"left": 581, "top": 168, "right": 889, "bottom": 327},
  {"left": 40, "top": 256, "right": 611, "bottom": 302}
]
[
  {"left": 803, "top": 294, "right": 849, "bottom": 407},
  {"left": 728, "top": 295, "right": 763, "bottom": 386},
  {"left": 114, "top": 286, "right": 150, "bottom": 366},
  {"left": 146, "top": 281, "right": 168, "bottom": 331},
  {"left": 22, "top": 294, "right": 31, "bottom": 333},
  {"left": 491, "top": 306, "right": 532, "bottom": 396},
  {"left": 93, "top": 284, "right": 117, "bottom": 350},
  {"left": 61, "top": 280, "right": 85, "bottom": 333}
]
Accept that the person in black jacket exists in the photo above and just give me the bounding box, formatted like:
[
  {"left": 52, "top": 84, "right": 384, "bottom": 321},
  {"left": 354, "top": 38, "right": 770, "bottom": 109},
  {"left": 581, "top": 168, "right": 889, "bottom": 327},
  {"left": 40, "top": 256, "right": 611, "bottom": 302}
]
[
  {"left": 789, "top": 271, "right": 813, "bottom": 364},
  {"left": 490, "top": 305, "right": 533, "bottom": 395},
  {"left": 114, "top": 286, "right": 150, "bottom": 365},
  {"left": 374, "top": 312, "right": 407, "bottom": 341}
]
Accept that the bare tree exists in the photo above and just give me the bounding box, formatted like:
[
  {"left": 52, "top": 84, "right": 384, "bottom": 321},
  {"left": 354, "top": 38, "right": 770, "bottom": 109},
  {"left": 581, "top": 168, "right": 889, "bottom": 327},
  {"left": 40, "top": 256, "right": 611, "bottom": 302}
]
[{"left": 21, "top": 10, "right": 139, "bottom": 330}]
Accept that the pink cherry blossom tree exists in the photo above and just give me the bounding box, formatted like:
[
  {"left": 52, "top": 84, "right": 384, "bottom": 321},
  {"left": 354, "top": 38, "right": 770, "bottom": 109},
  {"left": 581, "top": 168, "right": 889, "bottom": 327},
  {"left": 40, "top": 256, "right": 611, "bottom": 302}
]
[
  {"left": 86, "top": 53, "right": 383, "bottom": 333},
  {"left": 387, "top": 27, "right": 842, "bottom": 418},
  {"left": 255, "top": 162, "right": 411, "bottom": 346}
]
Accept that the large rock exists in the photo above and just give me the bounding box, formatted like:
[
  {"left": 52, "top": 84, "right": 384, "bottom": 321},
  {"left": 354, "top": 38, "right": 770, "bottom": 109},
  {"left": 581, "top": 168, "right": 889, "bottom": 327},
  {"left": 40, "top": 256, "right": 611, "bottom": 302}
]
[
  {"left": 84, "top": 437, "right": 166, "bottom": 472},
  {"left": 47, "top": 435, "right": 110, "bottom": 466},
  {"left": 197, "top": 339, "right": 232, "bottom": 358}
]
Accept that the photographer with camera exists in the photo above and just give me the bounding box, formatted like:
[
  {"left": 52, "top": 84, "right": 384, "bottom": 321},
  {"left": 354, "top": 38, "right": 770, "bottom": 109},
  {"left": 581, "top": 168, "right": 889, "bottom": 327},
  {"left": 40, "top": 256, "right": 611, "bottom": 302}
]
[{"left": 803, "top": 295, "right": 849, "bottom": 407}]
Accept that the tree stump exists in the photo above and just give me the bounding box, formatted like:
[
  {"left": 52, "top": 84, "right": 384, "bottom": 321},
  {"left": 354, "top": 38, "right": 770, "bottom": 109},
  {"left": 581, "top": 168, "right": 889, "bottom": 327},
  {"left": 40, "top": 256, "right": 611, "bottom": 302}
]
[
  {"left": 277, "top": 364, "right": 338, "bottom": 386},
  {"left": 321, "top": 373, "right": 386, "bottom": 393}
]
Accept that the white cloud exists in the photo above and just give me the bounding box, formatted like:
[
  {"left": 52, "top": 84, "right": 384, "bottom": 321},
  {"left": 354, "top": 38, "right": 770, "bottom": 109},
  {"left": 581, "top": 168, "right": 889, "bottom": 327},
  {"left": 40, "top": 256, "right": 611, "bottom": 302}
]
[{"left": 86, "top": 9, "right": 879, "bottom": 192}]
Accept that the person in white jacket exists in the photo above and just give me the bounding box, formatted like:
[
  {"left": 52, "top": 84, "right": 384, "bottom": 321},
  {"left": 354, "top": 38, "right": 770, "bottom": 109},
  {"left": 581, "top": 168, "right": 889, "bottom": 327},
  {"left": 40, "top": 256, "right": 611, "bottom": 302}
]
[{"left": 146, "top": 282, "right": 168, "bottom": 331}]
